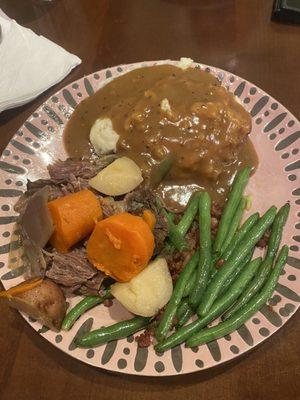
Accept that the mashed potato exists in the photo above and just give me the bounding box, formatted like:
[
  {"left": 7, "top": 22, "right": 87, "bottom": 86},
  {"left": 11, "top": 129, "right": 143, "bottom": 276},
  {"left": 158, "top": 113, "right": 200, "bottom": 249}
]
[{"left": 89, "top": 117, "right": 119, "bottom": 155}]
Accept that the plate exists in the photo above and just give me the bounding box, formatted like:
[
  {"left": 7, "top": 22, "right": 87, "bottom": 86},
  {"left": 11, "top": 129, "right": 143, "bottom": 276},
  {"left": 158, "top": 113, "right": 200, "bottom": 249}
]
[{"left": 0, "top": 60, "right": 299, "bottom": 376}]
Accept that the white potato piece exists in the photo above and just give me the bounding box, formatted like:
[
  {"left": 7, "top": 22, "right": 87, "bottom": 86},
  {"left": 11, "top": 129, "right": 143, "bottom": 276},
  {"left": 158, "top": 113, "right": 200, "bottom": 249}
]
[
  {"left": 89, "top": 117, "right": 119, "bottom": 155},
  {"left": 111, "top": 258, "right": 173, "bottom": 317},
  {"left": 89, "top": 156, "right": 143, "bottom": 196}
]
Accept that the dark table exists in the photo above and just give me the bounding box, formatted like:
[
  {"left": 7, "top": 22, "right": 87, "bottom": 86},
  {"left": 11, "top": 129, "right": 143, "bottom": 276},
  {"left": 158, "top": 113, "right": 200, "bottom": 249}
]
[{"left": 0, "top": 1, "right": 299, "bottom": 399}]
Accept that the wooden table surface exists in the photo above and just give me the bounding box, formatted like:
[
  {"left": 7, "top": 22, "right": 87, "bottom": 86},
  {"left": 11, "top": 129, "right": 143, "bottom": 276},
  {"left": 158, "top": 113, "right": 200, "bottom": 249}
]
[{"left": 0, "top": 0, "right": 299, "bottom": 399}]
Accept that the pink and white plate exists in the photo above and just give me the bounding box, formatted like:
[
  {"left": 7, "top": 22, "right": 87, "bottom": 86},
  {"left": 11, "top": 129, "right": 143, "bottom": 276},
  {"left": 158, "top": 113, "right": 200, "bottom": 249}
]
[{"left": 0, "top": 60, "right": 299, "bottom": 376}]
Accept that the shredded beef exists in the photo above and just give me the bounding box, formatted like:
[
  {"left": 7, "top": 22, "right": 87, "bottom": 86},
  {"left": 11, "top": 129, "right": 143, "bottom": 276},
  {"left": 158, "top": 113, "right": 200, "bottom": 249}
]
[
  {"left": 47, "top": 156, "right": 116, "bottom": 183},
  {"left": 125, "top": 188, "right": 168, "bottom": 254},
  {"left": 15, "top": 156, "right": 116, "bottom": 214},
  {"left": 100, "top": 197, "right": 126, "bottom": 218},
  {"left": 153, "top": 214, "right": 169, "bottom": 255},
  {"left": 59, "top": 174, "right": 90, "bottom": 194},
  {"left": 45, "top": 248, "right": 105, "bottom": 296},
  {"left": 79, "top": 273, "right": 106, "bottom": 296}
]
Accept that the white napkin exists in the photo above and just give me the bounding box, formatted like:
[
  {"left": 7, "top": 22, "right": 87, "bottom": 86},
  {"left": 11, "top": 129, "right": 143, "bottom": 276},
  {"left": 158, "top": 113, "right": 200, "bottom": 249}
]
[{"left": 0, "top": 10, "right": 81, "bottom": 113}]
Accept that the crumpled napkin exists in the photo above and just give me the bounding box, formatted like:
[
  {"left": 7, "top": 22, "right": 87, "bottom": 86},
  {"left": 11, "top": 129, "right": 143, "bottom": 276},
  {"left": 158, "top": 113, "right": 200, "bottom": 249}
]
[{"left": 0, "top": 10, "right": 81, "bottom": 113}]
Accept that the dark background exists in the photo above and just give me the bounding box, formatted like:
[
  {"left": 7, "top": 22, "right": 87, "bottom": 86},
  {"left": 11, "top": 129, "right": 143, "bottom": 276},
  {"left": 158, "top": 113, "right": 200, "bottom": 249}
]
[{"left": 0, "top": 1, "right": 299, "bottom": 399}]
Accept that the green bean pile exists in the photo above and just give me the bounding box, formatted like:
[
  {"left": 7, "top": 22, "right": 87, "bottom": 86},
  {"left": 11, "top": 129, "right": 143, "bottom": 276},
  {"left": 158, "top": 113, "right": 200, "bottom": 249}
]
[
  {"left": 155, "top": 166, "right": 289, "bottom": 351},
  {"left": 61, "top": 166, "right": 290, "bottom": 350}
]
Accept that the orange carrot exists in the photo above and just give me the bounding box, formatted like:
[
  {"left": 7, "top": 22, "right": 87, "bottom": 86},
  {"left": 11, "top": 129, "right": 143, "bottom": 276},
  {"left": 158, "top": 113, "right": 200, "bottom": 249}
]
[
  {"left": 142, "top": 210, "right": 156, "bottom": 231},
  {"left": 87, "top": 212, "right": 155, "bottom": 282},
  {"left": 0, "top": 278, "right": 43, "bottom": 298},
  {"left": 48, "top": 190, "right": 102, "bottom": 253}
]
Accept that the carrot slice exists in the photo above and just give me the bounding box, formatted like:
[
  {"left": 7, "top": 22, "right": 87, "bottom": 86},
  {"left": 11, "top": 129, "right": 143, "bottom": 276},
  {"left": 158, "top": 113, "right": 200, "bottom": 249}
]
[
  {"left": 48, "top": 189, "right": 102, "bottom": 253},
  {"left": 0, "top": 278, "right": 43, "bottom": 298},
  {"left": 142, "top": 210, "right": 156, "bottom": 231},
  {"left": 87, "top": 212, "right": 155, "bottom": 282}
]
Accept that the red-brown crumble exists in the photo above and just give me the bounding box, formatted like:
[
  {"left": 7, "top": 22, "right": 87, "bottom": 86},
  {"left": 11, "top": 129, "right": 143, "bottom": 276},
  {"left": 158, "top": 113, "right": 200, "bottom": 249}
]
[
  {"left": 256, "top": 230, "right": 270, "bottom": 249},
  {"left": 103, "top": 299, "right": 113, "bottom": 307},
  {"left": 216, "top": 258, "right": 225, "bottom": 269},
  {"left": 135, "top": 329, "right": 154, "bottom": 348}
]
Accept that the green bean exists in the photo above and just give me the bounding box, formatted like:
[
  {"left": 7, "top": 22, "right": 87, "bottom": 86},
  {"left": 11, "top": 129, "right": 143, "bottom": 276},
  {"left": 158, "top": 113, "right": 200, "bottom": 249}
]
[
  {"left": 177, "top": 192, "right": 201, "bottom": 236},
  {"left": 155, "top": 250, "right": 199, "bottom": 341},
  {"left": 218, "top": 250, "right": 254, "bottom": 296},
  {"left": 155, "top": 257, "right": 261, "bottom": 352},
  {"left": 183, "top": 270, "right": 196, "bottom": 298},
  {"left": 209, "top": 213, "right": 259, "bottom": 281},
  {"left": 220, "top": 197, "right": 246, "bottom": 255},
  {"left": 209, "top": 263, "right": 218, "bottom": 281},
  {"left": 221, "top": 212, "right": 260, "bottom": 262},
  {"left": 213, "top": 167, "right": 251, "bottom": 256},
  {"left": 176, "top": 298, "right": 190, "bottom": 320},
  {"left": 196, "top": 257, "right": 261, "bottom": 317},
  {"left": 159, "top": 193, "right": 201, "bottom": 252},
  {"left": 223, "top": 203, "right": 290, "bottom": 320},
  {"left": 155, "top": 316, "right": 202, "bottom": 353},
  {"left": 222, "top": 257, "right": 272, "bottom": 321},
  {"left": 156, "top": 198, "right": 186, "bottom": 251},
  {"left": 186, "top": 246, "right": 288, "bottom": 347},
  {"left": 266, "top": 203, "right": 290, "bottom": 259},
  {"left": 176, "top": 306, "right": 194, "bottom": 328},
  {"left": 198, "top": 206, "right": 277, "bottom": 317},
  {"left": 164, "top": 194, "right": 200, "bottom": 251},
  {"left": 75, "top": 316, "right": 149, "bottom": 348},
  {"left": 62, "top": 289, "right": 112, "bottom": 331},
  {"left": 189, "top": 192, "right": 212, "bottom": 309},
  {"left": 163, "top": 209, "right": 187, "bottom": 251}
]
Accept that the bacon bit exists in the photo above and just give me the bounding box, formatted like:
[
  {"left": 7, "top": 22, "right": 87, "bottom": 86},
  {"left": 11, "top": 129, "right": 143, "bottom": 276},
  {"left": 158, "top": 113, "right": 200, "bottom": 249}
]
[
  {"left": 211, "top": 217, "right": 219, "bottom": 229},
  {"left": 211, "top": 203, "right": 222, "bottom": 237},
  {"left": 256, "top": 230, "right": 270, "bottom": 249},
  {"left": 98, "top": 288, "right": 106, "bottom": 297},
  {"left": 166, "top": 251, "right": 192, "bottom": 283},
  {"left": 216, "top": 259, "right": 225, "bottom": 269},
  {"left": 211, "top": 202, "right": 223, "bottom": 219},
  {"left": 147, "top": 327, "right": 155, "bottom": 336},
  {"left": 173, "top": 213, "right": 181, "bottom": 224},
  {"left": 155, "top": 306, "right": 167, "bottom": 322},
  {"left": 103, "top": 299, "right": 113, "bottom": 307},
  {"left": 135, "top": 329, "right": 153, "bottom": 348},
  {"left": 172, "top": 316, "right": 179, "bottom": 327}
]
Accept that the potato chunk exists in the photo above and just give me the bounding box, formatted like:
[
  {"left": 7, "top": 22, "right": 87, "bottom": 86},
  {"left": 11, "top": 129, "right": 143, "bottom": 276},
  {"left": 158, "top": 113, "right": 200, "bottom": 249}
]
[
  {"left": 1, "top": 279, "right": 66, "bottom": 331},
  {"left": 89, "top": 157, "right": 143, "bottom": 196},
  {"left": 111, "top": 258, "right": 173, "bottom": 317}
]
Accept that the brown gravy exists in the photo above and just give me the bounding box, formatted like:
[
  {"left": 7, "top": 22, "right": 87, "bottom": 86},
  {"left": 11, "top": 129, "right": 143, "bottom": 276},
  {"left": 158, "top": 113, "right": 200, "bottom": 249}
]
[{"left": 64, "top": 65, "right": 258, "bottom": 211}]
